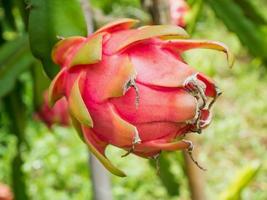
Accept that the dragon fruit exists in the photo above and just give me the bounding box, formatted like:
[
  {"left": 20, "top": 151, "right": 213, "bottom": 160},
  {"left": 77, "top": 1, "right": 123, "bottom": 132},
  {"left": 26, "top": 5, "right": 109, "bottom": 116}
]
[
  {"left": 35, "top": 91, "right": 70, "bottom": 127},
  {"left": 0, "top": 183, "right": 13, "bottom": 200},
  {"left": 48, "top": 18, "right": 233, "bottom": 176},
  {"left": 169, "top": 0, "right": 189, "bottom": 27}
]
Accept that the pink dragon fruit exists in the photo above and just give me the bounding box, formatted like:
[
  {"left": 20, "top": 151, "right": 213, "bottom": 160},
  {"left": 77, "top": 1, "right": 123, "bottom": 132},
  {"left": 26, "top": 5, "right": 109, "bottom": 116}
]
[
  {"left": 0, "top": 183, "right": 13, "bottom": 200},
  {"left": 48, "top": 18, "right": 233, "bottom": 176},
  {"left": 169, "top": 0, "right": 189, "bottom": 27},
  {"left": 35, "top": 91, "right": 70, "bottom": 127}
]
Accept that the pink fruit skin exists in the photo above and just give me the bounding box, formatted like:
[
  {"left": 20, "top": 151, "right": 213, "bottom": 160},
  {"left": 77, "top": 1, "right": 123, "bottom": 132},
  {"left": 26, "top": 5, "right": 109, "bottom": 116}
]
[{"left": 49, "top": 19, "right": 232, "bottom": 176}]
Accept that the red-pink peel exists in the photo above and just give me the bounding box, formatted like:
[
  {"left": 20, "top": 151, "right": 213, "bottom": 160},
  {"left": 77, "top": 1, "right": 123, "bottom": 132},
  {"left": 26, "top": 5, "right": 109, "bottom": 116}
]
[{"left": 49, "top": 18, "right": 233, "bottom": 176}]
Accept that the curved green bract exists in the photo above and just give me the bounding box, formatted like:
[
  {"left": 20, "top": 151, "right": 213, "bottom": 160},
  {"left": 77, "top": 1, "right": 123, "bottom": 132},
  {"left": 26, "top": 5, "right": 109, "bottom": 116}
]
[
  {"left": 69, "top": 34, "right": 103, "bottom": 68},
  {"left": 51, "top": 36, "right": 85, "bottom": 66},
  {"left": 115, "top": 25, "right": 189, "bottom": 53},
  {"left": 70, "top": 114, "right": 86, "bottom": 143},
  {"left": 95, "top": 18, "right": 139, "bottom": 33},
  {"left": 71, "top": 115, "right": 126, "bottom": 177},
  {"left": 48, "top": 69, "right": 66, "bottom": 107},
  {"left": 69, "top": 74, "right": 93, "bottom": 127},
  {"left": 86, "top": 141, "right": 127, "bottom": 177},
  {"left": 163, "top": 39, "right": 235, "bottom": 67},
  {"left": 81, "top": 127, "right": 127, "bottom": 177}
]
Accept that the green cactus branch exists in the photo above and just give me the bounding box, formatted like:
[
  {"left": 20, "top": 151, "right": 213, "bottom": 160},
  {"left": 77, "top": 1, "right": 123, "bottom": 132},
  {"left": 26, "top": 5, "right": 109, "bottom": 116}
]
[{"left": 3, "top": 82, "right": 29, "bottom": 200}]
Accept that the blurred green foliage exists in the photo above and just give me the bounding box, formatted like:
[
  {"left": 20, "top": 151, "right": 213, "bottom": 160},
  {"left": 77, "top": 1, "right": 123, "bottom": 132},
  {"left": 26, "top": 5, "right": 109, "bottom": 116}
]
[
  {"left": 91, "top": 0, "right": 140, "bottom": 14},
  {"left": 219, "top": 161, "right": 261, "bottom": 200},
  {"left": 0, "top": 0, "right": 267, "bottom": 199}
]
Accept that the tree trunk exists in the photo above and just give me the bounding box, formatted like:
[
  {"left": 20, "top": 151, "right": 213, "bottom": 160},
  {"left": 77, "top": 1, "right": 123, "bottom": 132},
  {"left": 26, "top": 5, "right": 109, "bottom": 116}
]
[
  {"left": 141, "top": 0, "right": 170, "bottom": 24},
  {"left": 183, "top": 135, "right": 206, "bottom": 200},
  {"left": 89, "top": 155, "right": 113, "bottom": 200},
  {"left": 80, "top": 1, "right": 113, "bottom": 199}
]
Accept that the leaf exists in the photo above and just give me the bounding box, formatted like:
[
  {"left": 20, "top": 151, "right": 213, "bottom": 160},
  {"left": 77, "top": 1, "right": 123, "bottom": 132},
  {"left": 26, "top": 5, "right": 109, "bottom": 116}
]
[
  {"left": 28, "top": 0, "right": 87, "bottom": 79},
  {"left": 0, "top": 36, "right": 35, "bottom": 97},
  {"left": 233, "top": 0, "right": 267, "bottom": 26},
  {"left": 219, "top": 161, "right": 261, "bottom": 200},
  {"left": 186, "top": 0, "right": 203, "bottom": 34},
  {"left": 15, "top": 0, "right": 30, "bottom": 28},
  {"left": 206, "top": 0, "right": 267, "bottom": 60},
  {"left": 2, "top": 0, "right": 17, "bottom": 30},
  {"left": 0, "top": 21, "right": 4, "bottom": 44}
]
